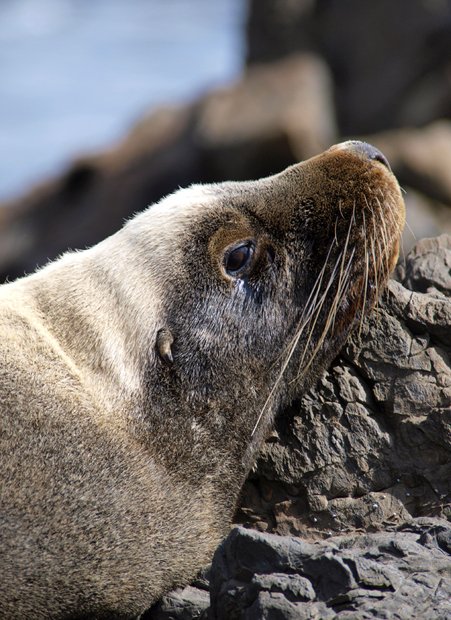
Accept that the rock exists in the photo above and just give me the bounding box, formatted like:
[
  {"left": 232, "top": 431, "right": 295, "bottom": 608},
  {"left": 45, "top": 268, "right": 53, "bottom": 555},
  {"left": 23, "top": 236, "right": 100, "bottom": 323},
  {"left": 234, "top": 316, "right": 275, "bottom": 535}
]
[
  {"left": 209, "top": 520, "right": 451, "bottom": 619},
  {"left": 143, "top": 585, "right": 209, "bottom": 620},
  {"left": 401, "top": 235, "right": 451, "bottom": 297},
  {"left": 4, "top": 1, "right": 451, "bottom": 280},
  {"left": 2, "top": 3, "right": 451, "bottom": 282}
]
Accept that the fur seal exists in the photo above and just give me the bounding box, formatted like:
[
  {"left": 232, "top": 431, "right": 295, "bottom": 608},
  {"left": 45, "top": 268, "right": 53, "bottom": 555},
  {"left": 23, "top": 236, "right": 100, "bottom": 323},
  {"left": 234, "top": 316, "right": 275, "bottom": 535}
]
[{"left": 0, "top": 141, "right": 405, "bottom": 618}]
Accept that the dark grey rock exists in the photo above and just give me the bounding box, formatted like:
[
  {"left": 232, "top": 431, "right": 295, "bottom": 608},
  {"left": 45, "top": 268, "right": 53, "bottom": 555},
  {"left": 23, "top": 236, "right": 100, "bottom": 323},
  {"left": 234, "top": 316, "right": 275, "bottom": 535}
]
[
  {"left": 143, "top": 585, "right": 209, "bottom": 620},
  {"left": 252, "top": 573, "right": 314, "bottom": 601},
  {"left": 208, "top": 521, "right": 451, "bottom": 619},
  {"left": 402, "top": 234, "right": 451, "bottom": 297}
]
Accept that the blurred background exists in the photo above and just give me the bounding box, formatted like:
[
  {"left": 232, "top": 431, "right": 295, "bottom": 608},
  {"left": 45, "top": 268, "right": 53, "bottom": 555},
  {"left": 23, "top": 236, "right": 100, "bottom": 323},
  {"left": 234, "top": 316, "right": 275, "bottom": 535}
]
[
  {"left": 1, "top": 0, "right": 451, "bottom": 281},
  {"left": 0, "top": 0, "right": 245, "bottom": 199}
]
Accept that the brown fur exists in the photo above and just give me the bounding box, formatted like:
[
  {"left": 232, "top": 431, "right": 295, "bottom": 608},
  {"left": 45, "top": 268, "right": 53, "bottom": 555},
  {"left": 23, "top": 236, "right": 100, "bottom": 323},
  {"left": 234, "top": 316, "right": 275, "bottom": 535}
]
[{"left": 0, "top": 143, "right": 405, "bottom": 618}]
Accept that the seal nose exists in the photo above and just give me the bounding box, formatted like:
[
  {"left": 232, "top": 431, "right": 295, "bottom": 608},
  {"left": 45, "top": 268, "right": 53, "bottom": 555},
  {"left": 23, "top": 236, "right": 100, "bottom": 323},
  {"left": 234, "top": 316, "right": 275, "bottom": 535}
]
[{"left": 335, "top": 140, "right": 391, "bottom": 170}]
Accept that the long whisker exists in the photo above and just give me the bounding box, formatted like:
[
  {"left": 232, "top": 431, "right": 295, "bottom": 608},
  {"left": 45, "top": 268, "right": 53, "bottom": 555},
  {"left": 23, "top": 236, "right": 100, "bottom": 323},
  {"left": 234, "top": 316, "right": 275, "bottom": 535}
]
[
  {"left": 294, "top": 251, "right": 344, "bottom": 376},
  {"left": 358, "top": 207, "right": 369, "bottom": 339},
  {"left": 378, "top": 200, "right": 391, "bottom": 281},
  {"left": 370, "top": 232, "right": 381, "bottom": 318},
  {"left": 403, "top": 217, "right": 416, "bottom": 242},
  {"left": 366, "top": 191, "right": 389, "bottom": 286},
  {"left": 295, "top": 202, "right": 355, "bottom": 378},
  {"left": 250, "top": 240, "right": 340, "bottom": 438},
  {"left": 299, "top": 246, "right": 355, "bottom": 378},
  {"left": 375, "top": 190, "right": 402, "bottom": 280},
  {"left": 378, "top": 187, "right": 414, "bottom": 242},
  {"left": 275, "top": 240, "right": 336, "bottom": 367},
  {"left": 251, "top": 177, "right": 400, "bottom": 440}
]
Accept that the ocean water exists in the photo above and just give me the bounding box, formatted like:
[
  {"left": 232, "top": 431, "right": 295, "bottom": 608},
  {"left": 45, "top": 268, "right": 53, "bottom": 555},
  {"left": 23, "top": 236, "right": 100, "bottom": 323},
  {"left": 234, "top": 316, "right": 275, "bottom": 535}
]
[{"left": 0, "top": 0, "right": 246, "bottom": 200}]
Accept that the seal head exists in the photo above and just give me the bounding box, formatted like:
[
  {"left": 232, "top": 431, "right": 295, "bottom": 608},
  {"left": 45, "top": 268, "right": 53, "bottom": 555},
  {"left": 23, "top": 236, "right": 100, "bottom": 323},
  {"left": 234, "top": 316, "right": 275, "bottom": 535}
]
[{"left": 0, "top": 141, "right": 405, "bottom": 618}]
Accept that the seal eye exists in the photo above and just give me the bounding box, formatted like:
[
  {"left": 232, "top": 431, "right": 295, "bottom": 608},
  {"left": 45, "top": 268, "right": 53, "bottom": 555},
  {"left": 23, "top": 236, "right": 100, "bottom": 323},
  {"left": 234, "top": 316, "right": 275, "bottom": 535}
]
[{"left": 224, "top": 242, "right": 254, "bottom": 276}]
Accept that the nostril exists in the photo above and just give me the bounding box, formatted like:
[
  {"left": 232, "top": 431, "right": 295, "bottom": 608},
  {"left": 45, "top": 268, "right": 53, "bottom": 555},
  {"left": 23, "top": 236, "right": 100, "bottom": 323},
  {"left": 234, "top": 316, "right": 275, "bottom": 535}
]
[
  {"left": 371, "top": 150, "right": 391, "bottom": 169},
  {"left": 345, "top": 140, "right": 391, "bottom": 170}
]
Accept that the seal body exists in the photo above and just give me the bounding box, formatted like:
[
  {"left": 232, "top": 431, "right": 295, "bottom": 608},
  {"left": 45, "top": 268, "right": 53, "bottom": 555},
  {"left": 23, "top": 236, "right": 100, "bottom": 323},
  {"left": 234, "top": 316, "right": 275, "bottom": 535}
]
[{"left": 0, "top": 142, "right": 405, "bottom": 618}]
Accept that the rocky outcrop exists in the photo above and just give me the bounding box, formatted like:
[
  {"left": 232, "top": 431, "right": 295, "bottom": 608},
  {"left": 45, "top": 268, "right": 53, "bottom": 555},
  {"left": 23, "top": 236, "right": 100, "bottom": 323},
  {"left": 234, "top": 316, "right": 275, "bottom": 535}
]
[
  {"left": 147, "top": 585, "right": 209, "bottom": 620},
  {"left": 208, "top": 519, "right": 451, "bottom": 619}
]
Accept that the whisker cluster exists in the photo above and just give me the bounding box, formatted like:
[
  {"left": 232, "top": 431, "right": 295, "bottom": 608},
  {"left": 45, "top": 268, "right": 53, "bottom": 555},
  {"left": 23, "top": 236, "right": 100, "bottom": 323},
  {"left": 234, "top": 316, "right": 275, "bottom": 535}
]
[{"left": 251, "top": 189, "right": 399, "bottom": 438}]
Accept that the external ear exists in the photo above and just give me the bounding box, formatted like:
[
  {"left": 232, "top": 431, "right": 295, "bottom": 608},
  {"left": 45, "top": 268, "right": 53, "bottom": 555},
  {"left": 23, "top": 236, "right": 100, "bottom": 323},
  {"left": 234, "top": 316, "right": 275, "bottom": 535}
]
[{"left": 156, "top": 328, "right": 174, "bottom": 366}]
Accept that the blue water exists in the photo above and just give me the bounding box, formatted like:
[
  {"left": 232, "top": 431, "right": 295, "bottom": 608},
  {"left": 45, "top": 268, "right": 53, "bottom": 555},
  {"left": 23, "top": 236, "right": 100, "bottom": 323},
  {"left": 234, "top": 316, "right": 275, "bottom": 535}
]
[{"left": 0, "top": 0, "right": 246, "bottom": 200}]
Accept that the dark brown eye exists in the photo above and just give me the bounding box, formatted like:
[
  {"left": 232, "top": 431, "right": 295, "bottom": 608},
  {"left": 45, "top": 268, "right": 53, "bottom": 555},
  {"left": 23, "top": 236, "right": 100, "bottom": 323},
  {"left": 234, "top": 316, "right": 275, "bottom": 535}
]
[{"left": 224, "top": 242, "right": 255, "bottom": 276}]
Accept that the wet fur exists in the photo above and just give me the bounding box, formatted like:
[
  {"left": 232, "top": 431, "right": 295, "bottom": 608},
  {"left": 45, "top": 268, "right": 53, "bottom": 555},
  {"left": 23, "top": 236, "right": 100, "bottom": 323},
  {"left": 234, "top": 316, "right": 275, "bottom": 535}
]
[{"left": 0, "top": 145, "right": 404, "bottom": 618}]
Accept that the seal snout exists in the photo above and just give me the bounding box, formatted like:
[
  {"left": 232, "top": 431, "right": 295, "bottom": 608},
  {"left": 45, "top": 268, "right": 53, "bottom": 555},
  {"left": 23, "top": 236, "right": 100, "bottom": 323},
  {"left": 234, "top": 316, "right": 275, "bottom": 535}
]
[{"left": 332, "top": 140, "right": 391, "bottom": 170}]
